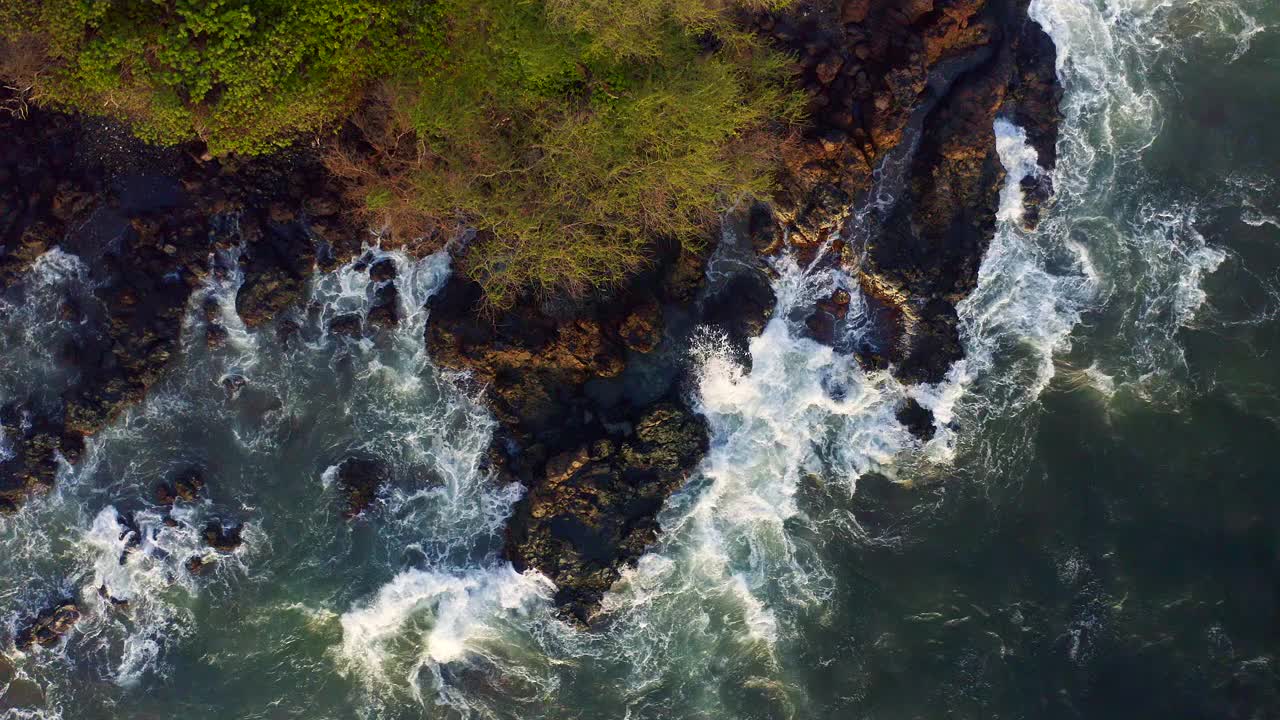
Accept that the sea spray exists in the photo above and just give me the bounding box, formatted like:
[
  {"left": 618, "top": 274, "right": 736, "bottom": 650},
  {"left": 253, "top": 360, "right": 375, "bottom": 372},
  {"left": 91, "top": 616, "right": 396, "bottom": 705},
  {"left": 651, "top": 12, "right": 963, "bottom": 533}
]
[
  {"left": 76, "top": 505, "right": 247, "bottom": 686},
  {"left": 1025, "top": 0, "right": 1231, "bottom": 389},
  {"left": 0, "top": 250, "right": 93, "bottom": 411},
  {"left": 949, "top": 119, "right": 1094, "bottom": 412},
  {"left": 337, "top": 566, "right": 556, "bottom": 709}
]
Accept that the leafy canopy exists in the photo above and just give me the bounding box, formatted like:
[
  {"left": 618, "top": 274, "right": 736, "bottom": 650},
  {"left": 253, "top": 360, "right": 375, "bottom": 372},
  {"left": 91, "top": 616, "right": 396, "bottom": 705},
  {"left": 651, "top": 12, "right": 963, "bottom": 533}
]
[
  {"left": 330, "top": 0, "right": 803, "bottom": 307},
  {"left": 1, "top": 0, "right": 446, "bottom": 155}
]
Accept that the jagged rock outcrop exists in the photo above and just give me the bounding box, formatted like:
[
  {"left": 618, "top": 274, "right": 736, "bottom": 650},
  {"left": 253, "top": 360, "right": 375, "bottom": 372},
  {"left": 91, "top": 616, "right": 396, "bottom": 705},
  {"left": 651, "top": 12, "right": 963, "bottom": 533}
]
[
  {"left": 419, "top": 0, "right": 1062, "bottom": 621},
  {"left": 203, "top": 520, "right": 244, "bottom": 553},
  {"left": 505, "top": 404, "right": 708, "bottom": 621},
  {"left": 154, "top": 467, "right": 206, "bottom": 506},
  {"left": 427, "top": 238, "right": 763, "bottom": 623},
  {"left": 335, "top": 456, "right": 391, "bottom": 519},
  {"left": 15, "top": 601, "right": 81, "bottom": 649},
  {"left": 757, "top": 0, "right": 1061, "bottom": 430}
]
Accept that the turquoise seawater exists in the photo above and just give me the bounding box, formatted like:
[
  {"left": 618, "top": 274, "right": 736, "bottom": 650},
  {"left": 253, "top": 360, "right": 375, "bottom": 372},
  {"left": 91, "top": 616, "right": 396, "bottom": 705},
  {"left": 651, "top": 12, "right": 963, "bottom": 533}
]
[{"left": 2, "top": 0, "right": 1279, "bottom": 717}]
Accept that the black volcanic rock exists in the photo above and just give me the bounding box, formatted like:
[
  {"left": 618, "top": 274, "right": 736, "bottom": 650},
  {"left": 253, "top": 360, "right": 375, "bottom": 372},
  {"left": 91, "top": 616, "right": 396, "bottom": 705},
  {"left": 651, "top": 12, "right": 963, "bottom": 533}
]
[
  {"left": 896, "top": 398, "right": 937, "bottom": 442},
  {"left": 0, "top": 90, "right": 363, "bottom": 512},
  {"left": 335, "top": 456, "right": 390, "bottom": 519},
  {"left": 504, "top": 403, "right": 708, "bottom": 624},
  {"left": 755, "top": 0, "right": 1062, "bottom": 385},
  {"left": 427, "top": 240, "right": 730, "bottom": 623},
  {"left": 203, "top": 520, "right": 244, "bottom": 553}
]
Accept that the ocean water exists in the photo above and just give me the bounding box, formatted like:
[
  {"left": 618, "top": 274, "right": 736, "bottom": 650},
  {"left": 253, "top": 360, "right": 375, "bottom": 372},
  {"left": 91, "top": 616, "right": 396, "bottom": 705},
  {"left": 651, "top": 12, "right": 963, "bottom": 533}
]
[{"left": 3, "top": 0, "right": 1280, "bottom": 717}]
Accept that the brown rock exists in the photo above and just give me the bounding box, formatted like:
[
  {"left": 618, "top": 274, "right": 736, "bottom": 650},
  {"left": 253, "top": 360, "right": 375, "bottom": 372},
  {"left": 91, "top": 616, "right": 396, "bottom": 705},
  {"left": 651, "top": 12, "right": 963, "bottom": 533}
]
[
  {"left": 15, "top": 601, "right": 81, "bottom": 649},
  {"left": 616, "top": 297, "right": 663, "bottom": 353},
  {"left": 815, "top": 52, "right": 845, "bottom": 85},
  {"left": 841, "top": 0, "right": 870, "bottom": 24},
  {"left": 203, "top": 521, "right": 243, "bottom": 553},
  {"left": 334, "top": 457, "right": 389, "bottom": 519}
]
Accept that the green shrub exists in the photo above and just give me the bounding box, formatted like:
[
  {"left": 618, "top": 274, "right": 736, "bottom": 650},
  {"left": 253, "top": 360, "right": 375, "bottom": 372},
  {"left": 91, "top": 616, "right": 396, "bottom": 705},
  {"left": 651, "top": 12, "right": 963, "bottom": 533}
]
[
  {"left": 1, "top": 0, "right": 446, "bottom": 155},
  {"left": 546, "top": 0, "right": 792, "bottom": 61},
  {"left": 330, "top": 0, "right": 803, "bottom": 307}
]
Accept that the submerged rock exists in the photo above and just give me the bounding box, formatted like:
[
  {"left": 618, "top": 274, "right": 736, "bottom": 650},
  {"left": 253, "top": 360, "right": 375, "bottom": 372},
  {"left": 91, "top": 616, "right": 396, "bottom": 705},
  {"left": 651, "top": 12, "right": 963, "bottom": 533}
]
[
  {"left": 203, "top": 521, "right": 244, "bottom": 553},
  {"left": 185, "top": 555, "right": 212, "bottom": 575},
  {"left": 154, "top": 467, "right": 206, "bottom": 506},
  {"left": 327, "top": 313, "right": 364, "bottom": 338},
  {"left": 0, "top": 403, "right": 83, "bottom": 513},
  {"left": 366, "top": 283, "right": 400, "bottom": 329},
  {"left": 15, "top": 601, "right": 81, "bottom": 649},
  {"left": 335, "top": 457, "right": 390, "bottom": 519}
]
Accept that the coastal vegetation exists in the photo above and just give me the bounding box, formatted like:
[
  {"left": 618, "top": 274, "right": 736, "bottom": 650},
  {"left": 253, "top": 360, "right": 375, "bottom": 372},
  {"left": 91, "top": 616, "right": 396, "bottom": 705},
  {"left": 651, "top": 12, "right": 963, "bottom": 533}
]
[
  {"left": 0, "top": 0, "right": 801, "bottom": 306},
  {"left": 0, "top": 0, "right": 445, "bottom": 154}
]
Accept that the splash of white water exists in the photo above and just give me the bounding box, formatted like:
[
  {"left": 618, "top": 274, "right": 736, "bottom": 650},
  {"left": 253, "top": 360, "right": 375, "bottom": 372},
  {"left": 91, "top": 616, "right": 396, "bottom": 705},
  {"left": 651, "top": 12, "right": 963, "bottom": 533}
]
[{"left": 337, "top": 565, "right": 558, "bottom": 713}]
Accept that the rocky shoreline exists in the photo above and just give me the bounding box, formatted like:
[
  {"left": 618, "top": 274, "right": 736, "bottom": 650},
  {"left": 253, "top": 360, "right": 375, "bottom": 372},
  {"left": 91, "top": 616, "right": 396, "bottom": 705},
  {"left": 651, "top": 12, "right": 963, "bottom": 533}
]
[
  {"left": 0, "top": 0, "right": 1061, "bottom": 626},
  {"left": 0, "top": 103, "right": 365, "bottom": 514}
]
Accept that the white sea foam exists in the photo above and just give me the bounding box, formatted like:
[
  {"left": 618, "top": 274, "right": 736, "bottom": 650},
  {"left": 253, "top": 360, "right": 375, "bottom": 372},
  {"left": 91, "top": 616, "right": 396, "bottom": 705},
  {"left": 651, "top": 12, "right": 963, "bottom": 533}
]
[
  {"left": 0, "top": 426, "right": 12, "bottom": 464},
  {"left": 940, "top": 117, "right": 1093, "bottom": 419},
  {"left": 337, "top": 566, "right": 555, "bottom": 705},
  {"left": 76, "top": 505, "right": 250, "bottom": 686},
  {"left": 994, "top": 120, "right": 1045, "bottom": 225},
  {"left": 583, "top": 253, "right": 915, "bottom": 711},
  {"left": 0, "top": 249, "right": 92, "bottom": 404},
  {"left": 623, "top": 117, "right": 1047, "bottom": 619},
  {"left": 189, "top": 226, "right": 256, "bottom": 358},
  {"left": 1242, "top": 211, "right": 1280, "bottom": 229}
]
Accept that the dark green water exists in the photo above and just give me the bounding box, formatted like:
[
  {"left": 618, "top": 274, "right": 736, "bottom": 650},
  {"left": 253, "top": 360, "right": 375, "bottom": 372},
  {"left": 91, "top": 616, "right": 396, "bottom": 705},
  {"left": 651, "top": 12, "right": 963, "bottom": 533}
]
[{"left": 2, "top": 0, "right": 1279, "bottom": 718}]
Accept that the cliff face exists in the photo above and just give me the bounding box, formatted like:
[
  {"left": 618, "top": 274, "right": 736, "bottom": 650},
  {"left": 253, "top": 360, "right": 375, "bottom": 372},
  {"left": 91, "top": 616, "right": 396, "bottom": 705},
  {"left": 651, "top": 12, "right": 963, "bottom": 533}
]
[{"left": 0, "top": 0, "right": 1061, "bottom": 624}]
